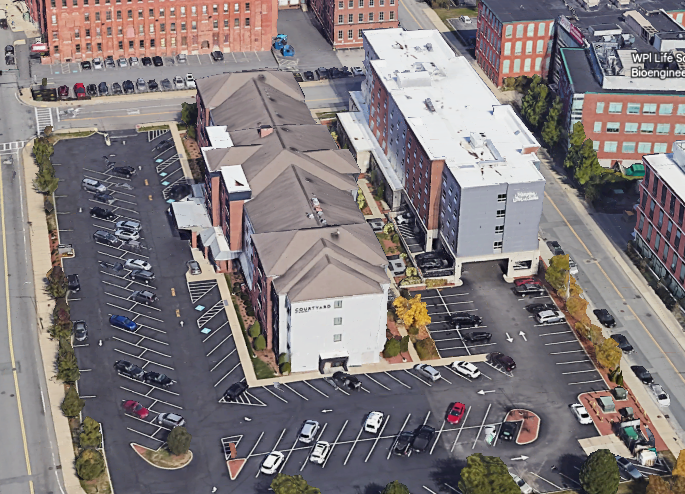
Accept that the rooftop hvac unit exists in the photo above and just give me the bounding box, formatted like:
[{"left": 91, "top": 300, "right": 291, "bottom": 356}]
[
  {"left": 424, "top": 98, "right": 436, "bottom": 112},
  {"left": 425, "top": 43, "right": 433, "bottom": 51}
]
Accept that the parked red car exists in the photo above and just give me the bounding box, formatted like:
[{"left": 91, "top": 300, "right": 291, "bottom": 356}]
[
  {"left": 58, "top": 85, "right": 69, "bottom": 100},
  {"left": 514, "top": 277, "right": 541, "bottom": 286},
  {"left": 73, "top": 82, "right": 87, "bottom": 99},
  {"left": 123, "top": 400, "right": 149, "bottom": 419},
  {"left": 447, "top": 402, "right": 466, "bottom": 424}
]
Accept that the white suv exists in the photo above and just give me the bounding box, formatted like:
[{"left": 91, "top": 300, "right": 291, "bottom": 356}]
[
  {"left": 309, "top": 441, "right": 330, "bottom": 464},
  {"left": 364, "top": 411, "right": 384, "bottom": 433},
  {"left": 298, "top": 420, "right": 320, "bottom": 444},
  {"left": 451, "top": 361, "right": 480, "bottom": 379},
  {"left": 415, "top": 363, "right": 441, "bottom": 382},
  {"left": 535, "top": 310, "right": 565, "bottom": 324},
  {"left": 185, "top": 73, "right": 196, "bottom": 88}
]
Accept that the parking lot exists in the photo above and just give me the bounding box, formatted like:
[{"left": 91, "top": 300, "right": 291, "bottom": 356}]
[{"left": 51, "top": 132, "right": 610, "bottom": 493}]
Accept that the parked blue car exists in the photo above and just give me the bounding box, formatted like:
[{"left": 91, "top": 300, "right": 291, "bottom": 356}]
[{"left": 109, "top": 314, "right": 138, "bottom": 331}]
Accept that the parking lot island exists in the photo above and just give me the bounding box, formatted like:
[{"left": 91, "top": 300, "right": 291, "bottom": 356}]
[
  {"left": 504, "top": 409, "right": 540, "bottom": 446},
  {"left": 130, "top": 443, "right": 193, "bottom": 470}
]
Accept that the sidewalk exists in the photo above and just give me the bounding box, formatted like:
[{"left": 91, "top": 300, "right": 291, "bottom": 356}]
[
  {"left": 358, "top": 177, "right": 383, "bottom": 219},
  {"left": 21, "top": 139, "right": 84, "bottom": 494}
]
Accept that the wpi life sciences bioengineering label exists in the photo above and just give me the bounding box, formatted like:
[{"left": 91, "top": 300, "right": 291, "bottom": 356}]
[{"left": 630, "top": 52, "right": 685, "bottom": 79}]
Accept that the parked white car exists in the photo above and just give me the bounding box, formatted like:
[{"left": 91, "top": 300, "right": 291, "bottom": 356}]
[
  {"left": 460, "top": 15, "right": 472, "bottom": 23},
  {"left": 260, "top": 451, "right": 284, "bottom": 475},
  {"left": 114, "top": 229, "right": 140, "bottom": 241},
  {"left": 352, "top": 66, "right": 365, "bottom": 76},
  {"left": 116, "top": 220, "right": 141, "bottom": 232},
  {"left": 649, "top": 383, "right": 670, "bottom": 406},
  {"left": 92, "top": 57, "right": 103, "bottom": 69},
  {"left": 174, "top": 75, "right": 185, "bottom": 89},
  {"left": 569, "top": 403, "right": 593, "bottom": 425},
  {"left": 569, "top": 256, "right": 579, "bottom": 275},
  {"left": 509, "top": 472, "right": 533, "bottom": 494},
  {"left": 309, "top": 441, "right": 330, "bottom": 464},
  {"left": 364, "top": 411, "right": 384, "bottom": 434},
  {"left": 298, "top": 420, "right": 320, "bottom": 444},
  {"left": 415, "top": 363, "right": 441, "bottom": 382},
  {"left": 124, "top": 259, "right": 152, "bottom": 272},
  {"left": 185, "top": 73, "right": 196, "bottom": 89},
  {"left": 451, "top": 360, "right": 481, "bottom": 379}
]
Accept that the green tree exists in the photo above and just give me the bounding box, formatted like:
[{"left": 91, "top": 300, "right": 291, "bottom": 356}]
[
  {"left": 458, "top": 453, "right": 520, "bottom": 494},
  {"left": 564, "top": 121, "right": 587, "bottom": 171},
  {"left": 579, "top": 449, "right": 620, "bottom": 494},
  {"left": 545, "top": 254, "right": 570, "bottom": 291},
  {"left": 400, "top": 335, "right": 410, "bottom": 354},
  {"left": 79, "top": 417, "right": 102, "bottom": 449},
  {"left": 75, "top": 449, "right": 105, "bottom": 480},
  {"left": 61, "top": 386, "right": 85, "bottom": 417},
  {"left": 280, "top": 361, "right": 291, "bottom": 375},
  {"left": 521, "top": 75, "right": 541, "bottom": 127},
  {"left": 382, "top": 480, "right": 410, "bottom": 494},
  {"left": 181, "top": 102, "right": 198, "bottom": 127},
  {"left": 57, "top": 338, "right": 80, "bottom": 382},
  {"left": 383, "top": 338, "right": 400, "bottom": 358},
  {"left": 167, "top": 426, "right": 192, "bottom": 455},
  {"left": 529, "top": 83, "right": 549, "bottom": 128},
  {"left": 271, "top": 473, "right": 321, "bottom": 494},
  {"left": 253, "top": 335, "right": 266, "bottom": 351},
  {"left": 541, "top": 97, "right": 563, "bottom": 150},
  {"left": 249, "top": 321, "right": 261, "bottom": 338},
  {"left": 575, "top": 139, "right": 603, "bottom": 185},
  {"left": 596, "top": 337, "right": 622, "bottom": 370}
]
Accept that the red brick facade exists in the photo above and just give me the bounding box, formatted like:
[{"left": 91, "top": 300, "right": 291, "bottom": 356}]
[
  {"left": 308, "top": 0, "right": 397, "bottom": 48},
  {"left": 37, "top": 0, "right": 277, "bottom": 63}
]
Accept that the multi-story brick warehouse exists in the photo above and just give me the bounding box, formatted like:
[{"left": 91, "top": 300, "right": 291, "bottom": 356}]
[
  {"left": 634, "top": 141, "right": 685, "bottom": 300},
  {"left": 308, "top": 0, "right": 397, "bottom": 49},
  {"left": 27, "top": 0, "right": 277, "bottom": 63},
  {"left": 475, "top": 0, "right": 685, "bottom": 88}
]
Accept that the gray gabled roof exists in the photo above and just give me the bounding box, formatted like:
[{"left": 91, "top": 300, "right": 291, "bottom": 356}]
[{"left": 197, "top": 70, "right": 304, "bottom": 110}]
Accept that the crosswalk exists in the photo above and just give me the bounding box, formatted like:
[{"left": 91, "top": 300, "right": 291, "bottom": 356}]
[
  {"left": 34, "top": 108, "right": 54, "bottom": 134},
  {"left": 0, "top": 141, "right": 26, "bottom": 152}
]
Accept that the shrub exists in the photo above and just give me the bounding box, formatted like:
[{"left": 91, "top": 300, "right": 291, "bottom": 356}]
[
  {"left": 167, "top": 426, "right": 192, "bottom": 455},
  {"left": 246, "top": 305, "right": 255, "bottom": 318},
  {"left": 383, "top": 338, "right": 400, "bottom": 358},
  {"left": 79, "top": 417, "right": 102, "bottom": 449},
  {"left": 616, "top": 371, "right": 624, "bottom": 387},
  {"left": 248, "top": 321, "right": 261, "bottom": 338},
  {"left": 280, "top": 362, "right": 291, "bottom": 375},
  {"left": 46, "top": 266, "right": 67, "bottom": 298},
  {"left": 76, "top": 449, "right": 105, "bottom": 481},
  {"left": 407, "top": 325, "right": 419, "bottom": 336},
  {"left": 61, "top": 386, "right": 85, "bottom": 417},
  {"left": 415, "top": 338, "right": 437, "bottom": 360},
  {"left": 278, "top": 353, "right": 288, "bottom": 365},
  {"left": 253, "top": 335, "right": 266, "bottom": 351},
  {"left": 405, "top": 267, "right": 418, "bottom": 278},
  {"left": 57, "top": 338, "right": 80, "bottom": 382},
  {"left": 400, "top": 335, "right": 410, "bottom": 353},
  {"left": 392, "top": 234, "right": 400, "bottom": 244},
  {"left": 383, "top": 222, "right": 394, "bottom": 235},
  {"left": 50, "top": 320, "right": 73, "bottom": 340},
  {"left": 566, "top": 295, "right": 590, "bottom": 325}
]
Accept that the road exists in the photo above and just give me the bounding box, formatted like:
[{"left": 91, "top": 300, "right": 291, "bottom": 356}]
[
  {"left": 301, "top": 77, "right": 363, "bottom": 109},
  {"left": 0, "top": 29, "right": 69, "bottom": 494}
]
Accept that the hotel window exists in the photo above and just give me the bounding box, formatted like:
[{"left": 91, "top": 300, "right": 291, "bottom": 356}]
[
  {"left": 85, "top": 12, "right": 90, "bottom": 20},
  {"left": 181, "top": 21, "right": 186, "bottom": 30},
  {"left": 527, "top": 23, "right": 534, "bottom": 36},
  {"left": 213, "top": 20, "right": 217, "bottom": 28},
  {"left": 495, "top": 225, "right": 504, "bottom": 233},
  {"left": 524, "top": 58, "right": 531, "bottom": 71},
  {"left": 647, "top": 224, "right": 653, "bottom": 242},
  {"left": 170, "top": 7, "right": 175, "bottom": 16},
  {"left": 604, "top": 141, "right": 617, "bottom": 152},
  {"left": 494, "top": 241, "right": 503, "bottom": 250},
  {"left": 677, "top": 230, "right": 682, "bottom": 250},
  {"left": 525, "top": 40, "right": 532, "bottom": 54},
  {"left": 655, "top": 143, "right": 668, "bottom": 153},
  {"left": 657, "top": 124, "right": 670, "bottom": 135},
  {"left": 368, "top": 12, "right": 373, "bottom": 20},
  {"left": 596, "top": 102, "right": 605, "bottom": 113},
  {"left": 106, "top": 10, "right": 111, "bottom": 19},
  {"left": 338, "top": 30, "right": 343, "bottom": 39},
  {"left": 161, "top": 22, "right": 165, "bottom": 31},
  {"left": 514, "top": 41, "right": 521, "bottom": 55},
  {"left": 655, "top": 235, "right": 661, "bottom": 253},
  {"left": 516, "top": 24, "right": 523, "bottom": 37},
  {"left": 643, "top": 103, "right": 657, "bottom": 115},
  {"left": 379, "top": 11, "right": 384, "bottom": 20},
  {"left": 658, "top": 210, "right": 664, "bottom": 228},
  {"left": 608, "top": 102, "right": 622, "bottom": 114},
  {"left": 593, "top": 122, "right": 602, "bottom": 133},
  {"left": 497, "top": 193, "right": 507, "bottom": 202},
  {"left": 334, "top": 317, "right": 342, "bottom": 325},
  {"left": 663, "top": 243, "right": 669, "bottom": 262},
  {"left": 224, "top": 19, "right": 228, "bottom": 27},
  {"left": 536, "top": 39, "right": 543, "bottom": 53},
  {"left": 191, "top": 5, "right": 196, "bottom": 14},
  {"left": 333, "top": 334, "right": 342, "bottom": 342},
  {"left": 116, "top": 10, "right": 121, "bottom": 19},
  {"left": 606, "top": 122, "right": 619, "bottom": 133},
  {"left": 504, "top": 42, "right": 511, "bottom": 55},
  {"left": 676, "top": 124, "right": 685, "bottom": 135},
  {"left": 622, "top": 142, "right": 635, "bottom": 153},
  {"left": 171, "top": 22, "right": 175, "bottom": 31},
  {"left": 149, "top": 8, "right": 153, "bottom": 16},
  {"left": 389, "top": 11, "right": 394, "bottom": 19},
  {"left": 234, "top": 2, "right": 239, "bottom": 11},
  {"left": 127, "top": 9, "right": 132, "bottom": 18},
  {"left": 213, "top": 4, "right": 218, "bottom": 13},
  {"left": 496, "top": 209, "right": 505, "bottom": 218},
  {"left": 538, "top": 22, "right": 545, "bottom": 36},
  {"left": 203, "top": 5, "right": 208, "bottom": 14},
  {"left": 639, "top": 214, "right": 645, "bottom": 232},
  {"left": 593, "top": 141, "right": 600, "bottom": 151},
  {"left": 638, "top": 142, "right": 652, "bottom": 153},
  {"left": 348, "top": 29, "right": 353, "bottom": 38},
  {"left": 678, "top": 104, "right": 685, "bottom": 116},
  {"left": 505, "top": 25, "right": 512, "bottom": 37},
  {"left": 659, "top": 104, "right": 673, "bottom": 115},
  {"left": 624, "top": 122, "right": 638, "bottom": 134},
  {"left": 75, "top": 43, "right": 81, "bottom": 52},
  {"left": 338, "top": 14, "right": 343, "bottom": 23},
  {"left": 359, "top": 28, "right": 363, "bottom": 36},
  {"left": 234, "top": 18, "right": 239, "bottom": 26},
  {"left": 107, "top": 26, "right": 112, "bottom": 35},
  {"left": 348, "top": 13, "right": 352, "bottom": 22},
  {"left": 192, "top": 20, "right": 197, "bottom": 29},
  {"left": 627, "top": 103, "right": 640, "bottom": 114},
  {"left": 502, "top": 60, "right": 510, "bottom": 73},
  {"left": 334, "top": 300, "right": 343, "bottom": 309},
  {"left": 149, "top": 23, "right": 154, "bottom": 33},
  {"left": 138, "top": 8, "right": 143, "bottom": 17},
  {"left": 640, "top": 123, "right": 654, "bottom": 134},
  {"left": 513, "top": 59, "right": 520, "bottom": 72}
]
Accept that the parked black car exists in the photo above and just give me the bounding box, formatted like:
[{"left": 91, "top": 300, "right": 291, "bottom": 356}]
[
  {"left": 141, "top": 56, "right": 153, "bottom": 66},
  {"left": 223, "top": 381, "right": 249, "bottom": 400},
  {"left": 417, "top": 258, "right": 448, "bottom": 270},
  {"left": 98, "top": 81, "right": 109, "bottom": 95},
  {"left": 94, "top": 192, "right": 115, "bottom": 204},
  {"left": 393, "top": 431, "right": 414, "bottom": 456},
  {"left": 129, "top": 269, "right": 155, "bottom": 284},
  {"left": 67, "top": 273, "right": 80, "bottom": 292},
  {"left": 153, "top": 138, "right": 173, "bottom": 152},
  {"left": 303, "top": 71, "right": 317, "bottom": 81},
  {"left": 411, "top": 425, "right": 435, "bottom": 452},
  {"left": 105, "top": 56, "right": 116, "bottom": 68},
  {"left": 148, "top": 79, "right": 159, "bottom": 91},
  {"left": 611, "top": 334, "right": 635, "bottom": 354},
  {"left": 631, "top": 365, "right": 653, "bottom": 384},
  {"left": 144, "top": 371, "right": 173, "bottom": 387},
  {"left": 113, "top": 360, "right": 145, "bottom": 380},
  {"left": 462, "top": 331, "right": 491, "bottom": 342},
  {"left": 112, "top": 82, "right": 123, "bottom": 95},
  {"left": 86, "top": 84, "right": 98, "bottom": 97},
  {"left": 152, "top": 56, "right": 163, "bottom": 66},
  {"left": 161, "top": 78, "right": 172, "bottom": 90},
  {"left": 450, "top": 312, "right": 482, "bottom": 329},
  {"left": 81, "top": 60, "right": 92, "bottom": 70},
  {"left": 93, "top": 230, "right": 121, "bottom": 247},
  {"left": 514, "top": 284, "right": 546, "bottom": 297},
  {"left": 90, "top": 207, "right": 116, "bottom": 220},
  {"left": 123, "top": 80, "right": 135, "bottom": 94},
  {"left": 111, "top": 165, "right": 136, "bottom": 177},
  {"left": 316, "top": 67, "right": 329, "bottom": 80},
  {"left": 499, "top": 421, "right": 519, "bottom": 441},
  {"left": 547, "top": 240, "right": 565, "bottom": 256},
  {"left": 211, "top": 51, "right": 224, "bottom": 61},
  {"left": 488, "top": 352, "right": 516, "bottom": 371},
  {"left": 525, "top": 303, "right": 556, "bottom": 313},
  {"left": 593, "top": 309, "right": 616, "bottom": 328},
  {"left": 333, "top": 371, "right": 361, "bottom": 390}
]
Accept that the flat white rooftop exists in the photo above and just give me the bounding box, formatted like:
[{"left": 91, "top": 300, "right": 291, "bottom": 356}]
[
  {"left": 364, "top": 28, "right": 543, "bottom": 188},
  {"left": 645, "top": 141, "right": 685, "bottom": 198}
]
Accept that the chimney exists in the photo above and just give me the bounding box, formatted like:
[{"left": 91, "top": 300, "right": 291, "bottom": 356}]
[{"left": 258, "top": 125, "right": 273, "bottom": 138}]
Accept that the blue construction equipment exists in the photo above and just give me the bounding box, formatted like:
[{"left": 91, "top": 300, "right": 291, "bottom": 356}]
[
  {"left": 273, "top": 39, "right": 285, "bottom": 50},
  {"left": 281, "top": 45, "right": 295, "bottom": 57},
  {"left": 274, "top": 34, "right": 288, "bottom": 42}
]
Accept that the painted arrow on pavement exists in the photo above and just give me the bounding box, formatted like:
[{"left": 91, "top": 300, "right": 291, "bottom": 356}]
[
  {"left": 505, "top": 332, "right": 513, "bottom": 342},
  {"left": 519, "top": 331, "right": 527, "bottom": 342},
  {"left": 511, "top": 455, "right": 529, "bottom": 461},
  {"left": 477, "top": 390, "right": 496, "bottom": 395}
]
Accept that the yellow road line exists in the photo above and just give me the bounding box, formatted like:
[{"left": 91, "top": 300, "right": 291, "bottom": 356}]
[
  {"left": 544, "top": 190, "right": 685, "bottom": 388},
  {"left": 399, "top": 0, "right": 426, "bottom": 29},
  {"left": 0, "top": 157, "right": 34, "bottom": 493}
]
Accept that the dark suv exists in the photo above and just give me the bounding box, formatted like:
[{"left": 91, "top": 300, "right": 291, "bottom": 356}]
[
  {"left": 90, "top": 207, "right": 116, "bottom": 220},
  {"left": 488, "top": 352, "right": 516, "bottom": 372},
  {"left": 333, "top": 371, "right": 361, "bottom": 390},
  {"left": 129, "top": 269, "right": 155, "bottom": 284},
  {"left": 450, "top": 312, "right": 482, "bottom": 329},
  {"left": 67, "top": 274, "right": 80, "bottom": 292},
  {"left": 113, "top": 360, "right": 145, "bottom": 380},
  {"left": 130, "top": 290, "right": 158, "bottom": 304},
  {"left": 224, "top": 381, "right": 249, "bottom": 400},
  {"left": 462, "top": 331, "right": 492, "bottom": 343},
  {"left": 411, "top": 425, "right": 435, "bottom": 452},
  {"left": 393, "top": 431, "right": 414, "bottom": 456},
  {"left": 93, "top": 230, "right": 121, "bottom": 247}
]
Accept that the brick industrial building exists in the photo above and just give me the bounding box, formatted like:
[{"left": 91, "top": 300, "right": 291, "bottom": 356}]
[
  {"left": 634, "top": 141, "right": 685, "bottom": 300},
  {"left": 339, "top": 29, "right": 545, "bottom": 285},
  {"left": 26, "top": 0, "right": 276, "bottom": 63},
  {"left": 308, "top": 0, "right": 398, "bottom": 48},
  {"left": 474, "top": 0, "right": 685, "bottom": 88}
]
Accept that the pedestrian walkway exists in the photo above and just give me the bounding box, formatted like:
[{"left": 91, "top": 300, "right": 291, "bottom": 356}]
[{"left": 358, "top": 178, "right": 383, "bottom": 219}]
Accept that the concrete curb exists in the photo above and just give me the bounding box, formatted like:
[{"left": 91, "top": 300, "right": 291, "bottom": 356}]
[
  {"left": 18, "top": 87, "right": 197, "bottom": 108},
  {"left": 505, "top": 409, "right": 541, "bottom": 445},
  {"left": 130, "top": 443, "right": 193, "bottom": 470},
  {"left": 21, "top": 140, "right": 85, "bottom": 494}
]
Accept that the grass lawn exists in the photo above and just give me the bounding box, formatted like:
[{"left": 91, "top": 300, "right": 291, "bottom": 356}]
[
  {"left": 252, "top": 357, "right": 275, "bottom": 379},
  {"left": 80, "top": 476, "right": 113, "bottom": 494},
  {"left": 432, "top": 7, "right": 477, "bottom": 31},
  {"left": 143, "top": 447, "right": 192, "bottom": 469},
  {"left": 137, "top": 124, "right": 170, "bottom": 132}
]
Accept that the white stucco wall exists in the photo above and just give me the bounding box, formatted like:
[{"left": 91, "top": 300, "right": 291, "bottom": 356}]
[{"left": 286, "top": 287, "right": 389, "bottom": 373}]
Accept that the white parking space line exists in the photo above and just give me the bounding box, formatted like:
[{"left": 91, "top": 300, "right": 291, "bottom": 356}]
[
  {"left": 429, "top": 420, "right": 446, "bottom": 455},
  {"left": 544, "top": 340, "right": 581, "bottom": 346},
  {"left": 113, "top": 347, "right": 174, "bottom": 370},
  {"left": 556, "top": 359, "right": 591, "bottom": 365},
  {"left": 384, "top": 371, "right": 411, "bottom": 389},
  {"left": 262, "top": 386, "right": 289, "bottom": 403},
  {"left": 534, "top": 322, "right": 567, "bottom": 327},
  {"left": 303, "top": 381, "right": 329, "bottom": 398},
  {"left": 119, "top": 373, "right": 179, "bottom": 396},
  {"left": 364, "top": 373, "right": 391, "bottom": 390},
  {"left": 343, "top": 425, "right": 365, "bottom": 466},
  {"left": 472, "top": 403, "right": 491, "bottom": 450},
  {"left": 202, "top": 320, "right": 230, "bottom": 343},
  {"left": 246, "top": 431, "right": 265, "bottom": 459},
  {"left": 404, "top": 370, "right": 432, "bottom": 386},
  {"left": 112, "top": 336, "right": 171, "bottom": 356},
  {"left": 443, "top": 366, "right": 471, "bottom": 382},
  {"left": 207, "top": 334, "right": 234, "bottom": 357},
  {"left": 388, "top": 413, "right": 412, "bottom": 460},
  {"left": 450, "top": 406, "right": 471, "bottom": 452},
  {"left": 530, "top": 472, "right": 563, "bottom": 491},
  {"left": 120, "top": 386, "right": 183, "bottom": 409},
  {"left": 126, "top": 427, "right": 165, "bottom": 442},
  {"left": 210, "top": 349, "right": 237, "bottom": 372},
  {"left": 440, "top": 375, "right": 452, "bottom": 385},
  {"left": 365, "top": 415, "right": 390, "bottom": 462},
  {"left": 105, "top": 292, "right": 162, "bottom": 312},
  {"left": 111, "top": 326, "right": 168, "bottom": 345},
  {"left": 568, "top": 379, "right": 604, "bottom": 386},
  {"left": 214, "top": 362, "right": 241, "bottom": 387},
  {"left": 283, "top": 383, "right": 309, "bottom": 401},
  {"left": 323, "top": 420, "right": 348, "bottom": 468},
  {"left": 423, "top": 486, "right": 439, "bottom": 494},
  {"left": 549, "top": 350, "right": 586, "bottom": 355},
  {"left": 539, "top": 330, "right": 572, "bottom": 336},
  {"left": 279, "top": 434, "right": 301, "bottom": 473},
  {"left": 423, "top": 410, "right": 431, "bottom": 425},
  {"left": 421, "top": 293, "right": 470, "bottom": 299},
  {"left": 107, "top": 304, "right": 164, "bottom": 325},
  {"left": 561, "top": 369, "right": 598, "bottom": 375}
]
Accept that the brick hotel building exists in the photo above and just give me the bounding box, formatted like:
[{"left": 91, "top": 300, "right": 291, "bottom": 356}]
[{"left": 25, "top": 0, "right": 277, "bottom": 63}]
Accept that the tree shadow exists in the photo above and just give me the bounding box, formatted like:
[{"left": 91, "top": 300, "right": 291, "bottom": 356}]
[
  {"left": 352, "top": 482, "right": 386, "bottom": 494},
  {"left": 430, "top": 457, "right": 467, "bottom": 492},
  {"left": 556, "top": 452, "right": 586, "bottom": 490}
]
